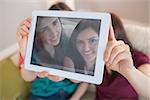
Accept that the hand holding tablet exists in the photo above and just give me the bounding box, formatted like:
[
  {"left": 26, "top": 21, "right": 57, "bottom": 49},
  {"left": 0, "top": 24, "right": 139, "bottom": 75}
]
[{"left": 24, "top": 11, "right": 110, "bottom": 84}]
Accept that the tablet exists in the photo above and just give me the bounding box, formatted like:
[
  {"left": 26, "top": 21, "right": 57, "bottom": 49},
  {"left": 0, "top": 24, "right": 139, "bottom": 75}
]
[{"left": 25, "top": 11, "right": 110, "bottom": 84}]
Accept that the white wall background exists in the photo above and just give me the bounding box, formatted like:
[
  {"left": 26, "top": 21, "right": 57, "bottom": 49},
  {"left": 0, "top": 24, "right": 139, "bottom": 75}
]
[
  {"left": 75, "top": 0, "right": 149, "bottom": 25},
  {"left": 0, "top": 0, "right": 75, "bottom": 52},
  {"left": 0, "top": 0, "right": 149, "bottom": 52},
  {"left": 149, "top": 0, "right": 150, "bottom": 24},
  {"left": 0, "top": 0, "right": 46, "bottom": 51}
]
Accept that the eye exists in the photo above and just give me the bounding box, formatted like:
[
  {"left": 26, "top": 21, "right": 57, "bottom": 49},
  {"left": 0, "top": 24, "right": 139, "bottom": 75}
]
[
  {"left": 76, "top": 40, "right": 84, "bottom": 47},
  {"left": 89, "top": 38, "right": 98, "bottom": 45},
  {"left": 77, "top": 40, "right": 82, "bottom": 45}
]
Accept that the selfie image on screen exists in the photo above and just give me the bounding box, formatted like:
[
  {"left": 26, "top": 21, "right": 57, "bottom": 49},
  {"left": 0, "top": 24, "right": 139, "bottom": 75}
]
[{"left": 31, "top": 16, "right": 101, "bottom": 76}]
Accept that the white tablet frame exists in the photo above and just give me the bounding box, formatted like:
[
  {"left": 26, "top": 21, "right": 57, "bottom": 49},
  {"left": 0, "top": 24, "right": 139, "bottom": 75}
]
[{"left": 25, "top": 10, "right": 110, "bottom": 84}]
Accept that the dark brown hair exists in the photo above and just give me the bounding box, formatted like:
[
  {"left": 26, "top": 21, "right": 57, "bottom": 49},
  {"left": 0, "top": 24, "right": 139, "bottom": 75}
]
[
  {"left": 111, "top": 13, "right": 133, "bottom": 50},
  {"left": 49, "top": 2, "right": 72, "bottom": 11}
]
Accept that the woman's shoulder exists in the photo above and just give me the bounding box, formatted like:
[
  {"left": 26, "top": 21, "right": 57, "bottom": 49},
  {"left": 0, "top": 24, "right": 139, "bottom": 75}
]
[{"left": 131, "top": 49, "right": 150, "bottom": 68}]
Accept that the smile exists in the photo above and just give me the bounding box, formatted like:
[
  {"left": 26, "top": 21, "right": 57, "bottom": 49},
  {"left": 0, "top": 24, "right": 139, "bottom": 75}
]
[{"left": 50, "top": 35, "right": 58, "bottom": 41}]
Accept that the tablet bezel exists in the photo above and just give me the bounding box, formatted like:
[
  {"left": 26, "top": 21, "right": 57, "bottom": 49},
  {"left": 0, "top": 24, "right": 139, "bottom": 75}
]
[{"left": 25, "top": 11, "right": 110, "bottom": 84}]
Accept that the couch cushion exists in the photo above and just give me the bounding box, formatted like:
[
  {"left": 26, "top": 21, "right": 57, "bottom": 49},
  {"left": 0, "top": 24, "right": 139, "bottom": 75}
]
[
  {"left": 0, "top": 58, "right": 31, "bottom": 100},
  {"left": 124, "top": 24, "right": 150, "bottom": 57}
]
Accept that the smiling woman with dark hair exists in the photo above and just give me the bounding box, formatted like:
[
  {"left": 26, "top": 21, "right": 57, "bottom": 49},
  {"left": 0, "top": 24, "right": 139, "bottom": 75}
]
[
  {"left": 64, "top": 19, "right": 101, "bottom": 76},
  {"left": 95, "top": 13, "right": 150, "bottom": 100}
]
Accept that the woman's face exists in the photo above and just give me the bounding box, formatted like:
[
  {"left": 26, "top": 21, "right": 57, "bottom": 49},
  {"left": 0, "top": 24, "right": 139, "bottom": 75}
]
[
  {"left": 40, "top": 18, "right": 62, "bottom": 46},
  {"left": 76, "top": 27, "right": 99, "bottom": 63}
]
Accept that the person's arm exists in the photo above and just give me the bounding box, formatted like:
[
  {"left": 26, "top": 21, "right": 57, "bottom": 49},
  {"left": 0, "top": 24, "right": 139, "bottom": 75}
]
[
  {"left": 20, "top": 68, "right": 37, "bottom": 82},
  {"left": 16, "top": 17, "right": 36, "bottom": 82},
  {"left": 121, "top": 64, "right": 150, "bottom": 99},
  {"left": 105, "top": 25, "right": 150, "bottom": 98},
  {"left": 69, "top": 82, "right": 89, "bottom": 100},
  {"left": 63, "top": 56, "right": 75, "bottom": 72}
]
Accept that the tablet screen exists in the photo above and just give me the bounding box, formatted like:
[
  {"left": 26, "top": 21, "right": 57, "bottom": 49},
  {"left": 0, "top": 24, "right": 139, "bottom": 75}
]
[{"left": 31, "top": 16, "right": 101, "bottom": 76}]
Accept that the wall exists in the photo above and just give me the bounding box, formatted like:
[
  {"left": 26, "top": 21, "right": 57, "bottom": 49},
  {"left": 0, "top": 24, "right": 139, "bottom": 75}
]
[
  {"left": 149, "top": 0, "right": 150, "bottom": 24},
  {"left": 0, "top": 0, "right": 149, "bottom": 52},
  {"left": 0, "top": 0, "right": 45, "bottom": 52},
  {"left": 0, "top": 0, "right": 74, "bottom": 52},
  {"left": 75, "top": 0, "right": 149, "bottom": 25}
]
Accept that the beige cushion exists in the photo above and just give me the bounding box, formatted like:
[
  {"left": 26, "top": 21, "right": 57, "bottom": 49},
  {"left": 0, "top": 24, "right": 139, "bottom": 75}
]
[{"left": 124, "top": 24, "right": 150, "bottom": 57}]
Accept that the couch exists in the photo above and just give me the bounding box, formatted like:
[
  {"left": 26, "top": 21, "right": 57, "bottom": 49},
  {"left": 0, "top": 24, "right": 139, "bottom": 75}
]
[{"left": 0, "top": 22, "right": 149, "bottom": 100}]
